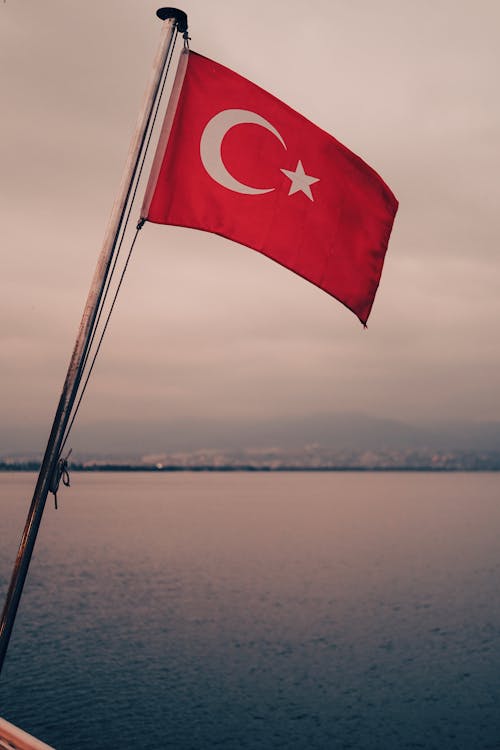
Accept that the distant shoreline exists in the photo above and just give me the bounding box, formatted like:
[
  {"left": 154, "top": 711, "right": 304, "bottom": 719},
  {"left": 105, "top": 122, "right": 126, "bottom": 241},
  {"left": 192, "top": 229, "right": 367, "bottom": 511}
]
[{"left": 1, "top": 463, "right": 499, "bottom": 473}]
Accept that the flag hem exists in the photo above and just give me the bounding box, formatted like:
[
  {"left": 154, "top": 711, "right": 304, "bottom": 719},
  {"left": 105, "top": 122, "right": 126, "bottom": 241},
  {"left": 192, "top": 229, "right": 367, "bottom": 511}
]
[{"left": 141, "top": 49, "right": 190, "bottom": 219}]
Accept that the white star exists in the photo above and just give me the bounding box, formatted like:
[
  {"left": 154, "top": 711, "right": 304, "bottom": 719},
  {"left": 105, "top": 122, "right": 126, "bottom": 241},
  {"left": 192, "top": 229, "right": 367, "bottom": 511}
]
[{"left": 280, "top": 160, "right": 320, "bottom": 201}]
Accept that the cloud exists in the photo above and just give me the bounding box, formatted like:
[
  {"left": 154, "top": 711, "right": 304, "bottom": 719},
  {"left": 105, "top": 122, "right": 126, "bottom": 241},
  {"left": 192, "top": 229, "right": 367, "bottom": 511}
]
[{"left": 1, "top": 0, "right": 499, "bottom": 457}]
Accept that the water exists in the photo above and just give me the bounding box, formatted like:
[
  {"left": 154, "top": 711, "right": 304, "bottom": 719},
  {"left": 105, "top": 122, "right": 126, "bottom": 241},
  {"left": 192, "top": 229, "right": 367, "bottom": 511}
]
[{"left": 1, "top": 471, "right": 500, "bottom": 749}]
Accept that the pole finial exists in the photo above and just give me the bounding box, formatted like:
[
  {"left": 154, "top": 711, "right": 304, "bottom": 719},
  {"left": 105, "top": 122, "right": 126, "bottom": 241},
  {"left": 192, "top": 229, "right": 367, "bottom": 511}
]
[{"left": 156, "top": 8, "right": 188, "bottom": 33}]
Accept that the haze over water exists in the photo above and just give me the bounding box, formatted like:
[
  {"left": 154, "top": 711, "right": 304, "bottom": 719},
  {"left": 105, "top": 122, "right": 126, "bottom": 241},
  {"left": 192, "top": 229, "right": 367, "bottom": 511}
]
[{"left": 1, "top": 471, "right": 499, "bottom": 749}]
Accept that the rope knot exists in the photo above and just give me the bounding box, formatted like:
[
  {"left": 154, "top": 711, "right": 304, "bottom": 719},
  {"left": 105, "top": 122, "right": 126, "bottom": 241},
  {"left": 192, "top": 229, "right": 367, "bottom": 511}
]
[{"left": 50, "top": 449, "right": 72, "bottom": 510}]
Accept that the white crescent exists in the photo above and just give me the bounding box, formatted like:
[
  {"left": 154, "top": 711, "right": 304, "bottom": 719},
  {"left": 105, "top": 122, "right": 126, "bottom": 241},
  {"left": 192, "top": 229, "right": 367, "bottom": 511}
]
[{"left": 200, "top": 109, "right": 287, "bottom": 195}]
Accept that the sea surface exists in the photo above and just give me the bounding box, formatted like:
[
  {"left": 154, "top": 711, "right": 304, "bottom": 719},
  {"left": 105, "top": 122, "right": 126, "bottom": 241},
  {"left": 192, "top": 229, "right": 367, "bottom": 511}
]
[{"left": 1, "top": 471, "right": 500, "bottom": 750}]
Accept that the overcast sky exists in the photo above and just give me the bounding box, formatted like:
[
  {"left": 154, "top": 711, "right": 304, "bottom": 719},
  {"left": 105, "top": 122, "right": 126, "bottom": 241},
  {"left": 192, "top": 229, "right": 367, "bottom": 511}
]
[{"left": 1, "top": 0, "right": 499, "bottom": 456}]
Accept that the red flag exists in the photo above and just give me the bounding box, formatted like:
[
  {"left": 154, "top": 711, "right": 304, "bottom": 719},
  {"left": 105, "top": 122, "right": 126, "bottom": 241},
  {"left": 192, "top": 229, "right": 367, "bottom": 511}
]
[{"left": 142, "top": 51, "right": 398, "bottom": 324}]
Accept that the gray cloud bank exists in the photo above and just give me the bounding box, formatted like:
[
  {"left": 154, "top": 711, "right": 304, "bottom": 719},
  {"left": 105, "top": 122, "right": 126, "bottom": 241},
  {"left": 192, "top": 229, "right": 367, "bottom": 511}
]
[{"left": 1, "top": 1, "right": 499, "bottom": 459}]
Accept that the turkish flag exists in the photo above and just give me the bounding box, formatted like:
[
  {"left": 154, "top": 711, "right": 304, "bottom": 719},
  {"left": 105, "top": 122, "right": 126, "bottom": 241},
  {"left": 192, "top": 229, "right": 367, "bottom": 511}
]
[{"left": 142, "top": 51, "right": 398, "bottom": 324}]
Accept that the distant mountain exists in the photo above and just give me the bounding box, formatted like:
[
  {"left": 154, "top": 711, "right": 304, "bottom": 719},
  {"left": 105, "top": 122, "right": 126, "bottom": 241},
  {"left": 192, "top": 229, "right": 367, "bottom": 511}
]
[
  {"left": 115, "top": 412, "right": 500, "bottom": 453},
  {"left": 2, "top": 413, "right": 500, "bottom": 462}
]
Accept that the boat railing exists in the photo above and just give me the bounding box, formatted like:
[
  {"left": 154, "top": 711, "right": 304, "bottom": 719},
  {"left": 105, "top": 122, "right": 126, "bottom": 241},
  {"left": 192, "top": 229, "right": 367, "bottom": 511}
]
[{"left": 0, "top": 718, "right": 55, "bottom": 750}]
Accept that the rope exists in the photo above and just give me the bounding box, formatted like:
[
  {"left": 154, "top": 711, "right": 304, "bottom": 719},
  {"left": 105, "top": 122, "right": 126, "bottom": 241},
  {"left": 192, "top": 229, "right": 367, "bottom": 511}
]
[
  {"left": 76, "top": 31, "right": 179, "bottom": 390},
  {"left": 125, "top": 30, "right": 179, "bottom": 215},
  {"left": 55, "top": 30, "right": 180, "bottom": 465},
  {"left": 59, "top": 224, "right": 144, "bottom": 457}
]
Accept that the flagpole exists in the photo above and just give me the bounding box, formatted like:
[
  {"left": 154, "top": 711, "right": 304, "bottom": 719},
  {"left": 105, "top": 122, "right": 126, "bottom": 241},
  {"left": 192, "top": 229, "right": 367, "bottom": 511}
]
[{"left": 0, "top": 7, "right": 188, "bottom": 675}]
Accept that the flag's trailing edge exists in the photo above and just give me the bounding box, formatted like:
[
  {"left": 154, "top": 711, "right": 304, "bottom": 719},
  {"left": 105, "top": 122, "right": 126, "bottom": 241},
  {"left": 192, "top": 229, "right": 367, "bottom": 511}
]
[{"left": 142, "top": 50, "right": 398, "bottom": 325}]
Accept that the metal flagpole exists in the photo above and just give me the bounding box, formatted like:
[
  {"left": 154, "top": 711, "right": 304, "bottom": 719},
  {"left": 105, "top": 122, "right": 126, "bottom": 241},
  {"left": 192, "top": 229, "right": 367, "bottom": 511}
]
[{"left": 0, "top": 7, "right": 188, "bottom": 675}]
